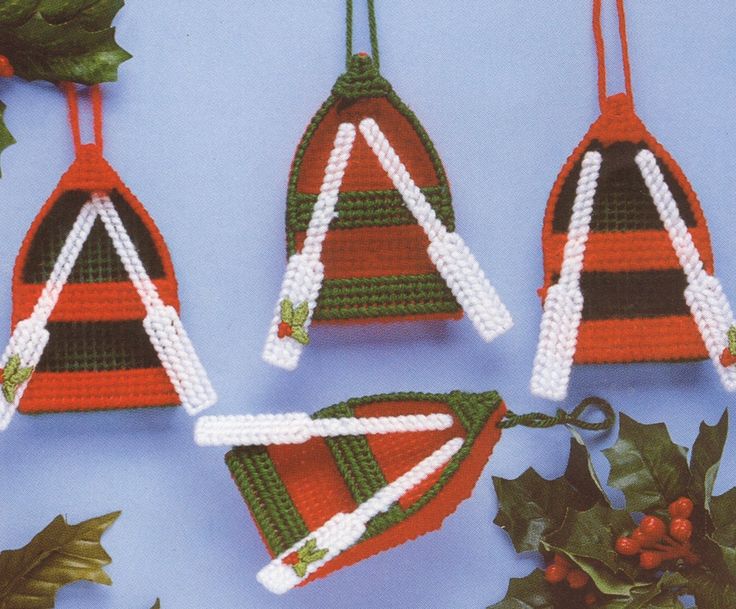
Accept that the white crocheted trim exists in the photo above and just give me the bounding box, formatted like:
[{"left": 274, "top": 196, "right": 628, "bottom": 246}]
[
  {"left": 256, "top": 437, "right": 463, "bottom": 594},
  {"left": 0, "top": 195, "right": 217, "bottom": 430},
  {"left": 263, "top": 117, "right": 513, "bottom": 371},
  {"left": 194, "top": 411, "right": 454, "bottom": 446},
  {"left": 531, "top": 151, "right": 603, "bottom": 401},
  {"left": 359, "top": 118, "right": 513, "bottom": 342},
  {"left": 635, "top": 149, "right": 736, "bottom": 392},
  {"left": 262, "top": 122, "right": 356, "bottom": 371}
]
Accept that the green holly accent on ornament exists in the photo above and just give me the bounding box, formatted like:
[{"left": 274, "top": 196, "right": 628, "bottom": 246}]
[
  {"left": 278, "top": 298, "right": 310, "bottom": 345},
  {"left": 291, "top": 539, "right": 328, "bottom": 578},
  {"left": 488, "top": 412, "right": 736, "bottom": 609},
  {"left": 0, "top": 511, "right": 120, "bottom": 609},
  {"left": 728, "top": 326, "right": 736, "bottom": 356},
  {"left": 0, "top": 353, "right": 34, "bottom": 403},
  {"left": 0, "top": 0, "right": 131, "bottom": 175}
]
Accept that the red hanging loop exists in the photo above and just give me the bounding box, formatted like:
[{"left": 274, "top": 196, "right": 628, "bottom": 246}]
[
  {"left": 61, "top": 82, "right": 104, "bottom": 155},
  {"left": 593, "top": 0, "right": 634, "bottom": 110}
]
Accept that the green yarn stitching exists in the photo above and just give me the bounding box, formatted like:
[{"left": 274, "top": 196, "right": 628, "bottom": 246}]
[
  {"left": 225, "top": 446, "right": 310, "bottom": 556},
  {"left": 728, "top": 326, "right": 736, "bottom": 356},
  {"left": 292, "top": 539, "right": 329, "bottom": 577},
  {"left": 0, "top": 354, "right": 33, "bottom": 403},
  {"left": 333, "top": 53, "right": 390, "bottom": 100},
  {"left": 278, "top": 299, "right": 310, "bottom": 345}
]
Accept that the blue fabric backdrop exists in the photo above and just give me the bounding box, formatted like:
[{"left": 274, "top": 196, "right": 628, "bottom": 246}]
[{"left": 0, "top": 1, "right": 734, "bottom": 607}]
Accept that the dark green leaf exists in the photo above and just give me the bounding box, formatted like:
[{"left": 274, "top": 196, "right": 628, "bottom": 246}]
[
  {"left": 543, "top": 504, "right": 637, "bottom": 579},
  {"left": 493, "top": 468, "right": 593, "bottom": 553},
  {"left": 0, "top": 511, "right": 120, "bottom": 609},
  {"left": 0, "top": 0, "right": 131, "bottom": 84},
  {"left": 562, "top": 555, "right": 635, "bottom": 596},
  {"left": 486, "top": 570, "right": 560, "bottom": 609},
  {"left": 0, "top": 102, "right": 15, "bottom": 176},
  {"left": 710, "top": 488, "right": 736, "bottom": 546},
  {"left": 689, "top": 411, "right": 728, "bottom": 510},
  {"left": 620, "top": 574, "right": 688, "bottom": 609},
  {"left": 565, "top": 429, "right": 612, "bottom": 507},
  {"left": 604, "top": 414, "right": 690, "bottom": 513},
  {"left": 687, "top": 568, "right": 736, "bottom": 609}
]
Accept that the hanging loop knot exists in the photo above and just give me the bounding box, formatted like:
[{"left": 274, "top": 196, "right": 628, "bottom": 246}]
[{"left": 498, "top": 396, "right": 615, "bottom": 431}]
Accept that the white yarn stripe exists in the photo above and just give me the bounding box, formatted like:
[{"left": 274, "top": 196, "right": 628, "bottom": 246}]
[
  {"left": 0, "top": 202, "right": 98, "bottom": 430},
  {"left": 194, "top": 412, "right": 454, "bottom": 446},
  {"left": 635, "top": 149, "right": 736, "bottom": 392},
  {"left": 93, "top": 194, "right": 218, "bottom": 414},
  {"left": 257, "top": 437, "right": 463, "bottom": 594},
  {"left": 530, "top": 151, "right": 603, "bottom": 401},
  {"left": 262, "top": 122, "right": 356, "bottom": 370},
  {"left": 358, "top": 118, "right": 513, "bottom": 342}
]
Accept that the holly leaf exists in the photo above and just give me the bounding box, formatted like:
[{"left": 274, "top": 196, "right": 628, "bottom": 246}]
[
  {"left": 0, "top": 0, "right": 131, "bottom": 84},
  {"left": 687, "top": 568, "right": 736, "bottom": 609},
  {"left": 290, "top": 327, "right": 310, "bottom": 345},
  {"left": 689, "top": 411, "right": 728, "bottom": 511},
  {"left": 543, "top": 504, "right": 637, "bottom": 579},
  {"left": 486, "top": 569, "right": 560, "bottom": 609},
  {"left": 293, "top": 301, "right": 309, "bottom": 326},
  {"left": 280, "top": 299, "right": 294, "bottom": 325},
  {"left": 4, "top": 354, "right": 20, "bottom": 379},
  {"left": 493, "top": 468, "right": 593, "bottom": 553},
  {"left": 0, "top": 511, "right": 120, "bottom": 609},
  {"left": 0, "top": 102, "right": 15, "bottom": 177},
  {"left": 604, "top": 414, "right": 690, "bottom": 514},
  {"left": 565, "top": 429, "right": 612, "bottom": 508},
  {"left": 709, "top": 488, "right": 736, "bottom": 546}
]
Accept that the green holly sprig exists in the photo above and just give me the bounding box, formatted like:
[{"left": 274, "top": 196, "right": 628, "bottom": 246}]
[
  {"left": 0, "top": 353, "right": 34, "bottom": 403},
  {"left": 278, "top": 298, "right": 310, "bottom": 345},
  {"left": 0, "top": 0, "right": 132, "bottom": 175},
  {"left": 488, "top": 412, "right": 736, "bottom": 609}
]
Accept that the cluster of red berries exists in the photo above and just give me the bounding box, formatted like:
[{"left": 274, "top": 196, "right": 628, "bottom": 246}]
[
  {"left": 277, "top": 321, "right": 294, "bottom": 339},
  {"left": 544, "top": 554, "right": 598, "bottom": 606},
  {"left": 0, "top": 56, "right": 13, "bottom": 78},
  {"left": 615, "top": 497, "right": 699, "bottom": 570}
]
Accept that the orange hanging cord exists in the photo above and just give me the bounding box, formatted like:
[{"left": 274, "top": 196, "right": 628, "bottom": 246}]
[
  {"left": 593, "top": 0, "right": 634, "bottom": 110},
  {"left": 61, "top": 82, "right": 104, "bottom": 155}
]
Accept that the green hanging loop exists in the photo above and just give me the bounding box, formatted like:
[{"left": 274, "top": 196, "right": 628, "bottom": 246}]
[
  {"left": 346, "top": 0, "right": 380, "bottom": 69},
  {"left": 498, "top": 396, "right": 615, "bottom": 431}
]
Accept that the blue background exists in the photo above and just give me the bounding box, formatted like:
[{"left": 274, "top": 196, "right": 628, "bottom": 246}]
[{"left": 1, "top": 1, "right": 735, "bottom": 607}]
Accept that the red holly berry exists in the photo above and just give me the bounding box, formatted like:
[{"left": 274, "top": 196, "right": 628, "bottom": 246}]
[
  {"left": 0, "top": 56, "right": 12, "bottom": 78},
  {"left": 639, "top": 516, "right": 666, "bottom": 542},
  {"left": 584, "top": 592, "right": 598, "bottom": 607},
  {"left": 670, "top": 518, "right": 693, "bottom": 542},
  {"left": 566, "top": 569, "right": 589, "bottom": 589},
  {"left": 282, "top": 551, "right": 300, "bottom": 566},
  {"left": 639, "top": 551, "right": 663, "bottom": 570},
  {"left": 615, "top": 536, "right": 640, "bottom": 556},
  {"left": 669, "top": 497, "right": 694, "bottom": 519},
  {"left": 277, "top": 321, "right": 293, "bottom": 338},
  {"left": 631, "top": 527, "right": 648, "bottom": 545},
  {"left": 553, "top": 553, "right": 572, "bottom": 570},
  {"left": 721, "top": 347, "right": 736, "bottom": 367},
  {"left": 544, "top": 564, "right": 567, "bottom": 584}
]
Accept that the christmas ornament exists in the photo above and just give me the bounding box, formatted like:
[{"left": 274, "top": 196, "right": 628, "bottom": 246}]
[
  {"left": 0, "top": 0, "right": 131, "bottom": 173},
  {"left": 489, "top": 410, "right": 736, "bottom": 609},
  {"left": 531, "top": 0, "right": 736, "bottom": 400},
  {"left": 195, "top": 392, "right": 613, "bottom": 594},
  {"left": 0, "top": 84, "right": 216, "bottom": 430},
  {"left": 263, "top": 0, "right": 512, "bottom": 370}
]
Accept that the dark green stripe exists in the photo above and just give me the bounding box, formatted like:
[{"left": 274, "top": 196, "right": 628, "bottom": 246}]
[
  {"left": 314, "top": 402, "right": 404, "bottom": 538},
  {"left": 287, "top": 186, "right": 453, "bottom": 236},
  {"left": 226, "top": 446, "right": 309, "bottom": 556},
  {"left": 37, "top": 321, "right": 161, "bottom": 372},
  {"left": 314, "top": 273, "right": 460, "bottom": 321}
]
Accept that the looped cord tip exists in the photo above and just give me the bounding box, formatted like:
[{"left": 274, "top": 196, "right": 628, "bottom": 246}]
[{"left": 498, "top": 396, "right": 615, "bottom": 431}]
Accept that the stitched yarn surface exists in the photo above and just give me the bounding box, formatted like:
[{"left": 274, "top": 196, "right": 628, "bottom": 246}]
[{"left": 225, "top": 390, "right": 505, "bottom": 588}]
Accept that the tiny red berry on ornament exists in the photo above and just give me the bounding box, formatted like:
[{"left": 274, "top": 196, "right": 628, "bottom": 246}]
[
  {"left": 0, "top": 56, "right": 13, "bottom": 78},
  {"left": 615, "top": 536, "right": 640, "bottom": 556},
  {"left": 0, "top": 369, "right": 4, "bottom": 385},
  {"left": 640, "top": 551, "right": 663, "bottom": 570},
  {"left": 544, "top": 564, "right": 567, "bottom": 584},
  {"left": 566, "top": 569, "right": 589, "bottom": 589},
  {"left": 639, "top": 516, "right": 666, "bottom": 541},
  {"left": 669, "top": 497, "right": 694, "bottom": 519},
  {"left": 277, "top": 322, "right": 293, "bottom": 338},
  {"left": 721, "top": 347, "right": 736, "bottom": 367},
  {"left": 670, "top": 518, "right": 693, "bottom": 542},
  {"left": 584, "top": 592, "right": 598, "bottom": 607}
]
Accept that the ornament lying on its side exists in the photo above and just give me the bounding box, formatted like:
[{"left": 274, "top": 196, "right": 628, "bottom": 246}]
[
  {"left": 0, "top": 84, "right": 216, "bottom": 430},
  {"left": 195, "top": 392, "right": 613, "bottom": 594}
]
